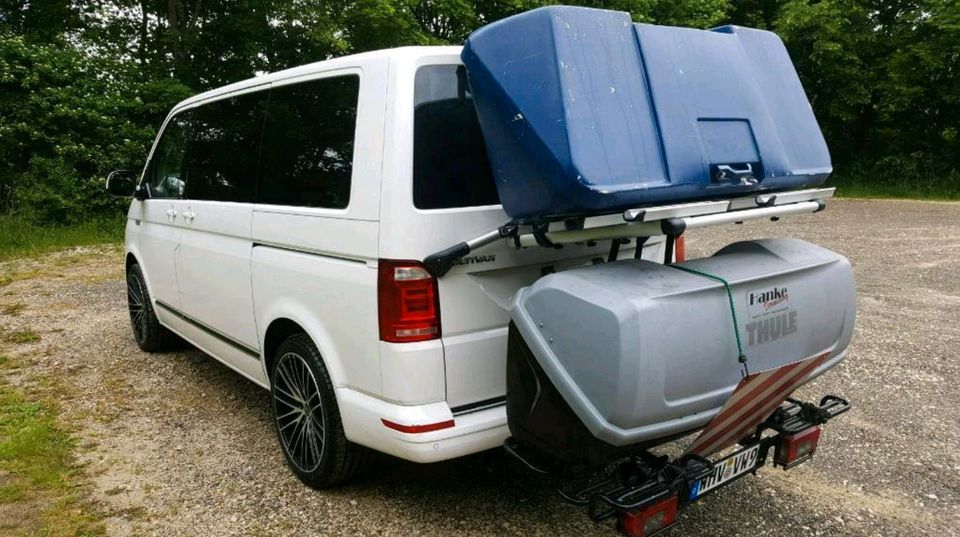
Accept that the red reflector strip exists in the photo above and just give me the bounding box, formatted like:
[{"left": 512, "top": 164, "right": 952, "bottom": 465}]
[
  {"left": 684, "top": 352, "right": 829, "bottom": 457},
  {"left": 381, "top": 418, "right": 455, "bottom": 434}
]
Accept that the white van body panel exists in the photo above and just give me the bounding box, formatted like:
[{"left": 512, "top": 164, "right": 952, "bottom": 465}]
[
  {"left": 251, "top": 245, "right": 380, "bottom": 395},
  {"left": 136, "top": 199, "right": 186, "bottom": 310},
  {"left": 177, "top": 200, "right": 259, "bottom": 350},
  {"left": 126, "top": 46, "right": 669, "bottom": 463}
]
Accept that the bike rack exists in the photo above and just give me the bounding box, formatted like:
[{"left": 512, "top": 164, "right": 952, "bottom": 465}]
[
  {"left": 424, "top": 188, "right": 835, "bottom": 277},
  {"left": 504, "top": 394, "right": 850, "bottom": 524}
]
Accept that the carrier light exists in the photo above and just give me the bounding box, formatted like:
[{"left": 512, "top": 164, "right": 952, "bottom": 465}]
[
  {"left": 619, "top": 495, "right": 678, "bottom": 537},
  {"left": 776, "top": 426, "right": 822, "bottom": 466},
  {"left": 378, "top": 259, "right": 441, "bottom": 343}
]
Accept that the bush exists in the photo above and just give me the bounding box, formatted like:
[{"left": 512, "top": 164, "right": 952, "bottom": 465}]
[
  {"left": 0, "top": 34, "right": 190, "bottom": 226},
  {"left": 832, "top": 154, "right": 960, "bottom": 200}
]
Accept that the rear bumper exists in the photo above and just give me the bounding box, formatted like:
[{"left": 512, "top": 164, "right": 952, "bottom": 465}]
[{"left": 336, "top": 387, "right": 509, "bottom": 463}]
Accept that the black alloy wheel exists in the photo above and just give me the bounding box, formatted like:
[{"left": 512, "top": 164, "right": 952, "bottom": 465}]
[
  {"left": 273, "top": 350, "right": 327, "bottom": 473},
  {"left": 270, "top": 333, "right": 371, "bottom": 487},
  {"left": 126, "top": 263, "right": 176, "bottom": 352}
]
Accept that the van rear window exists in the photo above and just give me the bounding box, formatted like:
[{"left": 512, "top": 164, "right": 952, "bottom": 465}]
[
  {"left": 413, "top": 65, "right": 499, "bottom": 210},
  {"left": 259, "top": 75, "right": 359, "bottom": 209}
]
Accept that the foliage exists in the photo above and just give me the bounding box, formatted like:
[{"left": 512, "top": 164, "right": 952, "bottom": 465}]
[
  {"left": 0, "top": 214, "right": 123, "bottom": 261},
  {"left": 0, "top": 0, "right": 957, "bottom": 229},
  {"left": 0, "top": 33, "right": 190, "bottom": 224},
  {"left": 766, "top": 0, "right": 960, "bottom": 198}
]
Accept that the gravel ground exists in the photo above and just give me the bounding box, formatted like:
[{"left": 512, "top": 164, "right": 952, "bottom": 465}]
[{"left": 0, "top": 199, "right": 958, "bottom": 536}]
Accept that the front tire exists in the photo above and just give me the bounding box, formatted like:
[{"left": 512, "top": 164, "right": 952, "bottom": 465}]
[
  {"left": 126, "top": 263, "right": 176, "bottom": 352},
  {"left": 270, "top": 333, "right": 371, "bottom": 487}
]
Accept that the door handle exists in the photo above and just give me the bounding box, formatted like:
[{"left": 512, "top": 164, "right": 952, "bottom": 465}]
[
  {"left": 165, "top": 208, "right": 178, "bottom": 222},
  {"left": 182, "top": 209, "right": 196, "bottom": 223}
]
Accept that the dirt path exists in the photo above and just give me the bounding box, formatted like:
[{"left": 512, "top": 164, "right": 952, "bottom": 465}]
[{"left": 0, "top": 199, "right": 958, "bottom": 536}]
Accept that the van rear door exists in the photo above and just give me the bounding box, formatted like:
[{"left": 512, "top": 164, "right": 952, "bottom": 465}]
[{"left": 379, "top": 57, "right": 665, "bottom": 410}]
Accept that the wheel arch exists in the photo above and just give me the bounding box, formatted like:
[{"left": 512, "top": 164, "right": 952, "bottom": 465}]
[
  {"left": 123, "top": 249, "right": 160, "bottom": 305},
  {"left": 263, "top": 318, "right": 306, "bottom": 383},
  {"left": 259, "top": 311, "right": 349, "bottom": 390},
  {"left": 125, "top": 251, "right": 139, "bottom": 271}
]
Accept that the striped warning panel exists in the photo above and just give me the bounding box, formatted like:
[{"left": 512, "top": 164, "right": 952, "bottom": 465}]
[{"left": 684, "top": 353, "right": 830, "bottom": 457}]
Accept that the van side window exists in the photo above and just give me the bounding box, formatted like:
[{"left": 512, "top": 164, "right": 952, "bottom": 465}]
[
  {"left": 413, "top": 65, "right": 499, "bottom": 210},
  {"left": 185, "top": 92, "right": 268, "bottom": 203},
  {"left": 145, "top": 114, "right": 191, "bottom": 199},
  {"left": 259, "top": 75, "right": 360, "bottom": 209}
]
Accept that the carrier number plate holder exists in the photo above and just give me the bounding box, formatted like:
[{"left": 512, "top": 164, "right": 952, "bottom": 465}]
[{"left": 688, "top": 444, "right": 760, "bottom": 499}]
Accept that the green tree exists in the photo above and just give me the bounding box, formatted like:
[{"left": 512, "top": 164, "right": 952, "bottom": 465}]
[
  {"left": 0, "top": 34, "right": 189, "bottom": 223},
  {"left": 0, "top": 0, "right": 79, "bottom": 41},
  {"left": 773, "top": 0, "right": 875, "bottom": 163},
  {"left": 1, "top": 0, "right": 958, "bottom": 227}
]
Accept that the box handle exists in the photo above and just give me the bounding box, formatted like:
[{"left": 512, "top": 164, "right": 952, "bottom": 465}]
[{"left": 712, "top": 163, "right": 758, "bottom": 185}]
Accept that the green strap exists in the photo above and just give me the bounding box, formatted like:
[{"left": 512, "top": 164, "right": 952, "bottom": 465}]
[{"left": 668, "top": 264, "right": 750, "bottom": 377}]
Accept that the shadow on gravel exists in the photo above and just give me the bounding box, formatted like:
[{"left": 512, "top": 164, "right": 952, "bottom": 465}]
[{"left": 167, "top": 344, "right": 571, "bottom": 515}]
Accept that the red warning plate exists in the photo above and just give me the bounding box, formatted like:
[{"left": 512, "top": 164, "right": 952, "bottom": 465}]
[{"left": 684, "top": 353, "right": 829, "bottom": 457}]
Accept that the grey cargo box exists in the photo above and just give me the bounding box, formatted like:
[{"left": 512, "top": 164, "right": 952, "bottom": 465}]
[{"left": 509, "top": 239, "right": 856, "bottom": 452}]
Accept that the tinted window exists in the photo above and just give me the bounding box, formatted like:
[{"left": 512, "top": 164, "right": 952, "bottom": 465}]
[
  {"left": 184, "top": 92, "right": 267, "bottom": 202},
  {"left": 413, "top": 65, "right": 499, "bottom": 210},
  {"left": 145, "top": 115, "right": 190, "bottom": 199},
  {"left": 258, "top": 75, "right": 360, "bottom": 209}
]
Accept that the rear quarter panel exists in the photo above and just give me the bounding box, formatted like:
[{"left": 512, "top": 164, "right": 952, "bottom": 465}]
[{"left": 250, "top": 57, "right": 387, "bottom": 395}]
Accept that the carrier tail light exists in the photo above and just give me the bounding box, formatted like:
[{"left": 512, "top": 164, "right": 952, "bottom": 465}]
[
  {"left": 675, "top": 235, "right": 686, "bottom": 263},
  {"left": 775, "top": 426, "right": 822, "bottom": 467},
  {"left": 378, "top": 259, "right": 440, "bottom": 343},
  {"left": 619, "top": 496, "right": 678, "bottom": 537}
]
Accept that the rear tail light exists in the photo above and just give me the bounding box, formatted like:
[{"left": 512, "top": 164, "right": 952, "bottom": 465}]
[
  {"left": 378, "top": 259, "right": 440, "bottom": 343},
  {"left": 775, "top": 426, "right": 822, "bottom": 467},
  {"left": 619, "top": 495, "right": 678, "bottom": 537},
  {"left": 675, "top": 235, "right": 686, "bottom": 263}
]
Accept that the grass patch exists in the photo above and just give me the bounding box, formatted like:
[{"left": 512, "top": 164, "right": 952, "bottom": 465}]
[
  {"left": 833, "top": 180, "right": 960, "bottom": 201},
  {"left": 0, "top": 245, "right": 124, "bottom": 290},
  {"left": 0, "top": 216, "right": 124, "bottom": 263},
  {"left": 0, "top": 355, "right": 23, "bottom": 371},
  {"left": 0, "top": 384, "right": 104, "bottom": 536},
  {"left": 829, "top": 161, "right": 960, "bottom": 201},
  {"left": 0, "top": 303, "right": 25, "bottom": 317},
  {"left": 0, "top": 329, "right": 41, "bottom": 345}
]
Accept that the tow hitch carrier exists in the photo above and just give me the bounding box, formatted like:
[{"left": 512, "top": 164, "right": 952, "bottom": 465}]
[{"left": 506, "top": 395, "right": 850, "bottom": 536}]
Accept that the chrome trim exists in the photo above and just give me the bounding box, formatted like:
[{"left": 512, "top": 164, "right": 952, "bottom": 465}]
[
  {"left": 451, "top": 396, "right": 507, "bottom": 416},
  {"left": 252, "top": 242, "right": 367, "bottom": 265}
]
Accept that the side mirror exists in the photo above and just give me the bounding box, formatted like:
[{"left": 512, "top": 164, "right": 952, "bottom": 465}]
[{"left": 105, "top": 170, "right": 140, "bottom": 198}]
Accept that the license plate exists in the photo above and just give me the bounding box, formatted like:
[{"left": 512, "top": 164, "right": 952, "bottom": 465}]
[{"left": 689, "top": 444, "right": 761, "bottom": 499}]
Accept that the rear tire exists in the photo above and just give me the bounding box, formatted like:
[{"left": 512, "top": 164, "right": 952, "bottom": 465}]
[
  {"left": 126, "top": 263, "right": 177, "bottom": 352},
  {"left": 270, "top": 333, "right": 371, "bottom": 488}
]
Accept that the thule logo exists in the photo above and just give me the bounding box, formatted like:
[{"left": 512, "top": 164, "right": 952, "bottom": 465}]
[{"left": 746, "top": 311, "right": 798, "bottom": 345}]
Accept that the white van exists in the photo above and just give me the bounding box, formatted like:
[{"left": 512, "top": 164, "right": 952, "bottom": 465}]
[{"left": 107, "top": 47, "right": 667, "bottom": 487}]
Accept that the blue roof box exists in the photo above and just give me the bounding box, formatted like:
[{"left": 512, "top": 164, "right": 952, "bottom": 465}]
[{"left": 462, "top": 6, "right": 832, "bottom": 222}]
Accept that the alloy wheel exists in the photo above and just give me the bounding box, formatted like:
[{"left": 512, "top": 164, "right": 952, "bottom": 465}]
[
  {"left": 273, "top": 352, "right": 326, "bottom": 473},
  {"left": 126, "top": 272, "right": 148, "bottom": 344}
]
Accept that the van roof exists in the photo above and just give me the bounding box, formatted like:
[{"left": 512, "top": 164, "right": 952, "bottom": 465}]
[{"left": 174, "top": 46, "right": 464, "bottom": 113}]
